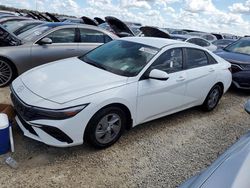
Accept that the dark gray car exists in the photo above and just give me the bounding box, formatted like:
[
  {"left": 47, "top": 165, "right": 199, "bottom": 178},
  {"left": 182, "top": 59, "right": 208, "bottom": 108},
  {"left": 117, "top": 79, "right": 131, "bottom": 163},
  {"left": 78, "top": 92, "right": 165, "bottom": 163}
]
[{"left": 0, "top": 22, "right": 118, "bottom": 87}]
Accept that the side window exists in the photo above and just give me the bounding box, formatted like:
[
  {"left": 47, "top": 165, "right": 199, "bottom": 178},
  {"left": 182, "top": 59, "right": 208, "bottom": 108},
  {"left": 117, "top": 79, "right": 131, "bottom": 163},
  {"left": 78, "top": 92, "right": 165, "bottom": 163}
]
[
  {"left": 197, "top": 39, "right": 210, "bottom": 47},
  {"left": 79, "top": 28, "right": 111, "bottom": 43},
  {"left": 46, "top": 28, "right": 76, "bottom": 43},
  {"left": 204, "top": 35, "right": 214, "bottom": 41},
  {"left": 150, "top": 48, "right": 183, "bottom": 73},
  {"left": 188, "top": 38, "right": 209, "bottom": 47},
  {"left": 186, "top": 48, "right": 208, "bottom": 69},
  {"left": 187, "top": 38, "right": 196, "bottom": 45},
  {"left": 206, "top": 52, "right": 218, "bottom": 64}
]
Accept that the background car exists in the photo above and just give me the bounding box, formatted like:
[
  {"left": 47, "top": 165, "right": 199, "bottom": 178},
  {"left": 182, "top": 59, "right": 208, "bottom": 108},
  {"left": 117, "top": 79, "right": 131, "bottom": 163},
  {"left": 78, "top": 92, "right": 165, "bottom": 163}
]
[
  {"left": 0, "top": 22, "right": 118, "bottom": 87},
  {"left": 215, "top": 37, "right": 250, "bottom": 89},
  {"left": 11, "top": 37, "right": 231, "bottom": 148},
  {"left": 179, "top": 100, "right": 250, "bottom": 188},
  {"left": 6, "top": 20, "right": 45, "bottom": 36},
  {"left": 212, "top": 39, "right": 237, "bottom": 49},
  {"left": 171, "top": 34, "right": 217, "bottom": 51},
  {"left": 188, "top": 32, "right": 217, "bottom": 43}
]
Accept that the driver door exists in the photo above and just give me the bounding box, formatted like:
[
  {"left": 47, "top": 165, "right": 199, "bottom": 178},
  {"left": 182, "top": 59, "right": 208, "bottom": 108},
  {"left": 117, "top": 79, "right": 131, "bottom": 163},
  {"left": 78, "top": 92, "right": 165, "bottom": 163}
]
[
  {"left": 31, "top": 28, "right": 79, "bottom": 67},
  {"left": 136, "top": 48, "right": 187, "bottom": 124}
]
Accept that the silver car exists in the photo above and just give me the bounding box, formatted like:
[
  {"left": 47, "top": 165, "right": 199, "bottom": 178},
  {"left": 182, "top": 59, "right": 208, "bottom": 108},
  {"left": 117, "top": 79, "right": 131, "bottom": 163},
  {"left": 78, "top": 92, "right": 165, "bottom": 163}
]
[
  {"left": 0, "top": 22, "right": 118, "bottom": 87},
  {"left": 179, "top": 101, "right": 250, "bottom": 188}
]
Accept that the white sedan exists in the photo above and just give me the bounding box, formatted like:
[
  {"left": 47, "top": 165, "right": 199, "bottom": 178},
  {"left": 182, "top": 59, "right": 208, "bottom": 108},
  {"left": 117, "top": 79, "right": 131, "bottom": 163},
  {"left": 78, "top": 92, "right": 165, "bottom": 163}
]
[{"left": 10, "top": 37, "right": 232, "bottom": 148}]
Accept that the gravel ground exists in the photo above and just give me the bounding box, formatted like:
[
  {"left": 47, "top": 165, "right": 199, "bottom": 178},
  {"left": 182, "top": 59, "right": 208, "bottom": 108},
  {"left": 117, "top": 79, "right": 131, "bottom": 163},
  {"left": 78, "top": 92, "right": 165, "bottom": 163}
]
[{"left": 0, "top": 87, "right": 250, "bottom": 188}]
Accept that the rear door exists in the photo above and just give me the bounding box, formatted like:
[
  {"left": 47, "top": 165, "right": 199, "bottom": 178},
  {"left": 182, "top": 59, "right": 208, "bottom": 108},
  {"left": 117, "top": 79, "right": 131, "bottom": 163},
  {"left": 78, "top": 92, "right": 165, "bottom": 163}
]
[
  {"left": 183, "top": 48, "right": 218, "bottom": 105},
  {"left": 78, "top": 28, "right": 112, "bottom": 56},
  {"left": 137, "top": 48, "right": 188, "bottom": 123},
  {"left": 31, "top": 27, "right": 79, "bottom": 67}
]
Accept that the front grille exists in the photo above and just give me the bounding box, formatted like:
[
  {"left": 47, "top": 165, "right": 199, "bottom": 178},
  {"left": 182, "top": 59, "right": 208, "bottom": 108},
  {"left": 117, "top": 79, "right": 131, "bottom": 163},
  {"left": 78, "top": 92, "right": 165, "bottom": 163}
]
[
  {"left": 10, "top": 92, "right": 43, "bottom": 121},
  {"left": 11, "top": 92, "right": 34, "bottom": 121}
]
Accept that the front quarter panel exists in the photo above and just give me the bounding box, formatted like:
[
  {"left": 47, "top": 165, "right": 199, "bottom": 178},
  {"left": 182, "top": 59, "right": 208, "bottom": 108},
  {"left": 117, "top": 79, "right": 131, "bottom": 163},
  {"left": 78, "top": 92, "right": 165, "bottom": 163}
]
[{"left": 0, "top": 45, "right": 32, "bottom": 75}]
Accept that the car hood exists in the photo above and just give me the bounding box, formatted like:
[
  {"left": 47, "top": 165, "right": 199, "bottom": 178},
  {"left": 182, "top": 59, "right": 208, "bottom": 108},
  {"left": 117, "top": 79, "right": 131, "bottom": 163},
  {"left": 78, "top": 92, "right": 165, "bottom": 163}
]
[
  {"left": 140, "top": 26, "right": 171, "bottom": 39},
  {"left": 94, "top": 17, "right": 105, "bottom": 25},
  {"left": 20, "top": 57, "right": 128, "bottom": 104},
  {"left": 0, "top": 25, "right": 22, "bottom": 47},
  {"left": 105, "top": 16, "right": 134, "bottom": 37},
  {"left": 215, "top": 49, "right": 250, "bottom": 64},
  {"left": 179, "top": 131, "right": 250, "bottom": 188},
  {"left": 81, "top": 16, "right": 98, "bottom": 26}
]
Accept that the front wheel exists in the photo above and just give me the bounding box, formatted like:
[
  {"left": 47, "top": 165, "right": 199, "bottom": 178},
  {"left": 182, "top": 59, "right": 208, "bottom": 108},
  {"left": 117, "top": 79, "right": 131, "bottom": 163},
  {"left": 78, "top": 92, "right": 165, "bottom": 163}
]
[
  {"left": 202, "top": 85, "right": 223, "bottom": 111},
  {"left": 85, "top": 107, "right": 126, "bottom": 149}
]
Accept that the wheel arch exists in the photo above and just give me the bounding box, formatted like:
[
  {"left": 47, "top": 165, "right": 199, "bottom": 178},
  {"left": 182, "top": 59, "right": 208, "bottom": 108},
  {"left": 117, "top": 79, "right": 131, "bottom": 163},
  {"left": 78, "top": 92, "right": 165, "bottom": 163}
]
[
  {"left": 83, "top": 102, "right": 133, "bottom": 141},
  {"left": 215, "top": 82, "right": 224, "bottom": 95},
  {"left": 0, "top": 56, "right": 18, "bottom": 76}
]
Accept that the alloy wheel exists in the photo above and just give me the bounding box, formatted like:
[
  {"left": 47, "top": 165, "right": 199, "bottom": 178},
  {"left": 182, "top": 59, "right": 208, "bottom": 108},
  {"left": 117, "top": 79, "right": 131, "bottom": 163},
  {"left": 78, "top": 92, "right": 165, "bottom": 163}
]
[
  {"left": 0, "top": 60, "right": 12, "bottom": 87},
  {"left": 207, "top": 87, "right": 220, "bottom": 109},
  {"left": 95, "top": 113, "right": 122, "bottom": 144}
]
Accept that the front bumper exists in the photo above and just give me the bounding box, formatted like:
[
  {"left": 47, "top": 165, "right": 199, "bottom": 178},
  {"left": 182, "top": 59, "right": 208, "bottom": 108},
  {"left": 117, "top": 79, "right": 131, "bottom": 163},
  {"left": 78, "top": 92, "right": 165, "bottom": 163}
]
[
  {"left": 10, "top": 79, "right": 91, "bottom": 147},
  {"left": 232, "top": 70, "right": 250, "bottom": 89},
  {"left": 16, "top": 112, "right": 75, "bottom": 147}
]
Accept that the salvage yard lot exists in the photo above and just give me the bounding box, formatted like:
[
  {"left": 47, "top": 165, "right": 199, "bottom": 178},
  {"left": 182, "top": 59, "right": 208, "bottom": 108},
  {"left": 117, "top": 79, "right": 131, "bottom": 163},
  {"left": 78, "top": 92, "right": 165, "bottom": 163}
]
[{"left": 0, "top": 87, "right": 249, "bottom": 188}]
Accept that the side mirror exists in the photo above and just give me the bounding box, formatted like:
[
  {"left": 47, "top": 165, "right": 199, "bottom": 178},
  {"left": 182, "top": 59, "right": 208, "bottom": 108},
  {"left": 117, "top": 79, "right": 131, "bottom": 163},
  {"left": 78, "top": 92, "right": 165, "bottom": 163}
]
[
  {"left": 148, "top": 69, "right": 169, "bottom": 81},
  {"left": 245, "top": 100, "right": 250, "bottom": 114},
  {"left": 37, "top": 37, "right": 52, "bottom": 45}
]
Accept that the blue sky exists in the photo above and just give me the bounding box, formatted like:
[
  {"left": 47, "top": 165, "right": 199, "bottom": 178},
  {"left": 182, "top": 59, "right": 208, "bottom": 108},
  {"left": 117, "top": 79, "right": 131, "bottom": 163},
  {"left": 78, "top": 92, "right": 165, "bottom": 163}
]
[{"left": 1, "top": 0, "right": 250, "bottom": 35}]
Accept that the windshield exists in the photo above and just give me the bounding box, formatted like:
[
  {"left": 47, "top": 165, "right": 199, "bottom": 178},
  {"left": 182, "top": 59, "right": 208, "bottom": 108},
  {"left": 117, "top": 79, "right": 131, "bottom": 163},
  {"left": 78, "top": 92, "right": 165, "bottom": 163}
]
[
  {"left": 18, "top": 25, "right": 53, "bottom": 41},
  {"left": 79, "top": 40, "right": 159, "bottom": 77},
  {"left": 3, "top": 20, "right": 24, "bottom": 30},
  {"left": 224, "top": 39, "right": 250, "bottom": 55}
]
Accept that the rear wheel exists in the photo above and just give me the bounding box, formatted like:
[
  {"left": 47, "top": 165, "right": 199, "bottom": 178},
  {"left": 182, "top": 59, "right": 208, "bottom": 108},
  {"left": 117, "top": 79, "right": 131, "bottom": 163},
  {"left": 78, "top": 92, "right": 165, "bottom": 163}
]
[
  {"left": 85, "top": 107, "right": 126, "bottom": 148},
  {"left": 0, "top": 59, "right": 15, "bottom": 87},
  {"left": 202, "top": 84, "right": 223, "bottom": 111}
]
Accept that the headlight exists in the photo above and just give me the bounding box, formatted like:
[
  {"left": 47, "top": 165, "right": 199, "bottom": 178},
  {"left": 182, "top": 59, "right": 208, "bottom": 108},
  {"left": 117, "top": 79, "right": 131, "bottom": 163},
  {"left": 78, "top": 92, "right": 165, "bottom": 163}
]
[
  {"left": 30, "top": 104, "right": 89, "bottom": 120},
  {"left": 239, "top": 64, "right": 250, "bottom": 70}
]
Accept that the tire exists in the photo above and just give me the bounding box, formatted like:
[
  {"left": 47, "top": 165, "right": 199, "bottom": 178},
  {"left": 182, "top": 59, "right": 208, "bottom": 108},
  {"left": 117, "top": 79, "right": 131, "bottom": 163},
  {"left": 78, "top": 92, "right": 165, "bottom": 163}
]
[
  {"left": 0, "top": 58, "right": 16, "bottom": 87},
  {"left": 84, "top": 107, "right": 126, "bottom": 149},
  {"left": 202, "top": 84, "right": 223, "bottom": 111}
]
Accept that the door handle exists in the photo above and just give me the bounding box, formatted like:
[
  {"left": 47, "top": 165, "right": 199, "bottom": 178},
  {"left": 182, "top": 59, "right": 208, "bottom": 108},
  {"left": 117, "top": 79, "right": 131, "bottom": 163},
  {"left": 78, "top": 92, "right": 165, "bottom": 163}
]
[
  {"left": 209, "top": 68, "right": 215, "bottom": 72},
  {"left": 66, "top": 49, "right": 75, "bottom": 51},
  {"left": 176, "top": 76, "right": 186, "bottom": 81}
]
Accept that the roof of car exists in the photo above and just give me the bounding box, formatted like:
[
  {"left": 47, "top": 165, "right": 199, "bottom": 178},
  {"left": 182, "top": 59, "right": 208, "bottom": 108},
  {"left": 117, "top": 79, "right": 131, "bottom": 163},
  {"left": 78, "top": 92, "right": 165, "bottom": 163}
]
[
  {"left": 39, "top": 22, "right": 76, "bottom": 27},
  {"left": 119, "top": 37, "right": 187, "bottom": 49}
]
